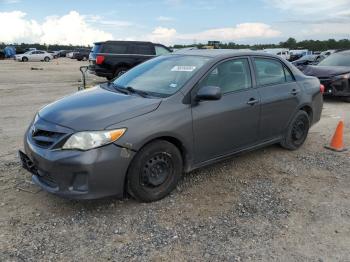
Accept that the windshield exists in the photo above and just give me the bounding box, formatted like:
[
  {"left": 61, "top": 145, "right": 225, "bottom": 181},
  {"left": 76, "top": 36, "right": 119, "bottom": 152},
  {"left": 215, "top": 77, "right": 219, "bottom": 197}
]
[
  {"left": 318, "top": 53, "right": 350, "bottom": 67},
  {"left": 113, "top": 55, "right": 210, "bottom": 97}
]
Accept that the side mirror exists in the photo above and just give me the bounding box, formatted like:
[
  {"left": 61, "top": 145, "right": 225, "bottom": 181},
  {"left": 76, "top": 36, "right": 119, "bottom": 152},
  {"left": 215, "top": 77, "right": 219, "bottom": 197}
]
[{"left": 196, "top": 86, "right": 222, "bottom": 101}]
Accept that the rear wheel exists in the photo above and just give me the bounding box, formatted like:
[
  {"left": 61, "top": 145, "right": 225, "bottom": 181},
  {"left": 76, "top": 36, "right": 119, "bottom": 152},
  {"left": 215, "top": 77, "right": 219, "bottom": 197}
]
[
  {"left": 113, "top": 67, "right": 128, "bottom": 79},
  {"left": 127, "top": 140, "right": 183, "bottom": 202},
  {"left": 280, "top": 111, "right": 310, "bottom": 150},
  {"left": 44, "top": 56, "right": 50, "bottom": 62},
  {"left": 22, "top": 57, "right": 28, "bottom": 62}
]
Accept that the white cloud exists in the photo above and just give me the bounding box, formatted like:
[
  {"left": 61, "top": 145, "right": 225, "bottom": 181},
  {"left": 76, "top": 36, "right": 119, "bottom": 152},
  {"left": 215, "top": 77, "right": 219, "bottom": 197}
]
[
  {"left": 156, "top": 16, "right": 174, "bottom": 22},
  {"left": 265, "top": 0, "right": 350, "bottom": 14},
  {"left": 147, "top": 23, "right": 281, "bottom": 45},
  {"left": 0, "top": 10, "right": 113, "bottom": 45}
]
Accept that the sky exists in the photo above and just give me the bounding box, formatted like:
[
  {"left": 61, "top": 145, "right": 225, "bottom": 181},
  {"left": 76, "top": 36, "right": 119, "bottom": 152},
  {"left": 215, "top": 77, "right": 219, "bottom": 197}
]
[{"left": 0, "top": 0, "right": 350, "bottom": 46}]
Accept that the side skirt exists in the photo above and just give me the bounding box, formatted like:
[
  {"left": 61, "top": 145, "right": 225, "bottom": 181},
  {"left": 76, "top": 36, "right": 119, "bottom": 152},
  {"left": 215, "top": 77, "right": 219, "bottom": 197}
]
[{"left": 188, "top": 137, "right": 282, "bottom": 172}]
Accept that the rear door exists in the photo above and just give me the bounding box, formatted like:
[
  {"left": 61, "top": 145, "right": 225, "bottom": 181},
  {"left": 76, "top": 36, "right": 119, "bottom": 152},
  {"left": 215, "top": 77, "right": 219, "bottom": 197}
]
[
  {"left": 252, "top": 57, "right": 301, "bottom": 141},
  {"left": 192, "top": 57, "right": 261, "bottom": 164}
]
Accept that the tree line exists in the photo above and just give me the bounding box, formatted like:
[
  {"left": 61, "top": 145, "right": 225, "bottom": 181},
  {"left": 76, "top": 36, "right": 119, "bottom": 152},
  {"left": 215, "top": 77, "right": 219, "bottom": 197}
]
[
  {"left": 2, "top": 38, "right": 350, "bottom": 52},
  {"left": 173, "top": 38, "right": 350, "bottom": 51}
]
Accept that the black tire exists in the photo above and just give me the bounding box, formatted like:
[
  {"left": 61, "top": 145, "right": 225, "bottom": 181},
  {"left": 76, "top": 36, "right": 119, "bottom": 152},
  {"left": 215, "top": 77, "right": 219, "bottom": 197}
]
[
  {"left": 113, "top": 67, "right": 128, "bottom": 79},
  {"left": 44, "top": 56, "right": 50, "bottom": 62},
  {"left": 22, "top": 57, "right": 28, "bottom": 62},
  {"left": 127, "top": 140, "right": 183, "bottom": 202},
  {"left": 82, "top": 56, "right": 88, "bottom": 61},
  {"left": 280, "top": 110, "right": 310, "bottom": 150}
]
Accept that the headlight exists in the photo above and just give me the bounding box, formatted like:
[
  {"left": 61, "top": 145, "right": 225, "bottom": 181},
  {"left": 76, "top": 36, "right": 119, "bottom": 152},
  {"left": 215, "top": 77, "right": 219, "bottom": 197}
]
[{"left": 62, "top": 128, "right": 126, "bottom": 151}]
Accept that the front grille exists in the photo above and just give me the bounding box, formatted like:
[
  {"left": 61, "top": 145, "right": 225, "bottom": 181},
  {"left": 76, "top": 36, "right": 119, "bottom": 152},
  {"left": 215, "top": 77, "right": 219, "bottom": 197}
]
[{"left": 31, "top": 127, "right": 65, "bottom": 149}]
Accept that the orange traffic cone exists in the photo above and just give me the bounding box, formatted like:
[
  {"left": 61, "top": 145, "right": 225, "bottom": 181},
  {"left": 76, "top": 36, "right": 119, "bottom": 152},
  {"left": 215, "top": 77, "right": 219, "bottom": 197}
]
[{"left": 325, "top": 120, "right": 347, "bottom": 152}]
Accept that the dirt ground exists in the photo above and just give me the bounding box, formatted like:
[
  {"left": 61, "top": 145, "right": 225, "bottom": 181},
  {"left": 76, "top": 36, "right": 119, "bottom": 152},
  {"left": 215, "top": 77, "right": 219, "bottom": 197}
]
[{"left": 0, "top": 58, "right": 349, "bottom": 262}]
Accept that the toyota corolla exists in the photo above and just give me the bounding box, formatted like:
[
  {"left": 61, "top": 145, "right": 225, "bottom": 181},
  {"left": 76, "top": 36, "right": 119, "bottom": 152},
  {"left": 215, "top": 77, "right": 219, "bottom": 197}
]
[{"left": 19, "top": 50, "right": 323, "bottom": 202}]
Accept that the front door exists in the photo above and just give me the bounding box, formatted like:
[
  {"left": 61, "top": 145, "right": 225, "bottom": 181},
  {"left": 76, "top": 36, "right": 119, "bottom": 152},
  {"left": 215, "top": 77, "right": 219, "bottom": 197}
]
[{"left": 192, "top": 58, "right": 261, "bottom": 164}]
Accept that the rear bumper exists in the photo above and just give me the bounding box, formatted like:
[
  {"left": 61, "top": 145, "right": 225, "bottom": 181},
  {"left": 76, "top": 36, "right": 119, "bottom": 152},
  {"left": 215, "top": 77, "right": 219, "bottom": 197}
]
[
  {"left": 88, "top": 64, "right": 113, "bottom": 78},
  {"left": 20, "top": 133, "right": 135, "bottom": 199}
]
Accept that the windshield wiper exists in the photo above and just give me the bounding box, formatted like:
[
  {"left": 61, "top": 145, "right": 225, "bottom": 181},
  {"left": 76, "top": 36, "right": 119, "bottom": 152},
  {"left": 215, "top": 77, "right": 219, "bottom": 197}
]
[
  {"left": 125, "top": 86, "right": 149, "bottom": 98},
  {"left": 110, "top": 83, "right": 129, "bottom": 95}
]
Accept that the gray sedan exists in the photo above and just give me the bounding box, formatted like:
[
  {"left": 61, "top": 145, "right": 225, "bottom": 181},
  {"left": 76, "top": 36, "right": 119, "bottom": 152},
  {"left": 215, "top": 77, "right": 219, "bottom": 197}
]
[{"left": 19, "top": 50, "right": 323, "bottom": 202}]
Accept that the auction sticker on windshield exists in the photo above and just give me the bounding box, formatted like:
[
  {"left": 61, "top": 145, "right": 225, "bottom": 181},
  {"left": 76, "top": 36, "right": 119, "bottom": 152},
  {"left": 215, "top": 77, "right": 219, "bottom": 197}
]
[{"left": 171, "top": 66, "right": 196, "bottom": 72}]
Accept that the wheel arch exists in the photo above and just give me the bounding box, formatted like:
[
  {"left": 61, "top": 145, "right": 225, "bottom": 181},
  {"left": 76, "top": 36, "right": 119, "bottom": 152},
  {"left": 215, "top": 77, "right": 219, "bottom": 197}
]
[
  {"left": 298, "top": 104, "right": 313, "bottom": 123},
  {"left": 122, "top": 135, "right": 191, "bottom": 197}
]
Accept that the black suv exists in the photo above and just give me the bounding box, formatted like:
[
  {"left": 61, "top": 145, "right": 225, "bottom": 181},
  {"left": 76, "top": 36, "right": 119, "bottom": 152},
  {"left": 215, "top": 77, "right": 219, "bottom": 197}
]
[
  {"left": 72, "top": 48, "right": 90, "bottom": 61},
  {"left": 88, "top": 41, "right": 171, "bottom": 80}
]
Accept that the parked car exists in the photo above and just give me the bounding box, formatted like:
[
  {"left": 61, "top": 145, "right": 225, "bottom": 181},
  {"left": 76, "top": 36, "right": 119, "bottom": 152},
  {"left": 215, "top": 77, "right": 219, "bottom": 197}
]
[
  {"left": 15, "top": 50, "right": 53, "bottom": 62},
  {"left": 48, "top": 51, "right": 59, "bottom": 59},
  {"left": 19, "top": 50, "right": 323, "bottom": 201},
  {"left": 66, "top": 51, "right": 74, "bottom": 58},
  {"left": 89, "top": 41, "right": 172, "bottom": 80},
  {"left": 289, "top": 50, "right": 312, "bottom": 62},
  {"left": 302, "top": 50, "right": 350, "bottom": 102},
  {"left": 57, "top": 50, "right": 72, "bottom": 57},
  {"left": 72, "top": 48, "right": 90, "bottom": 61},
  {"left": 264, "top": 48, "right": 290, "bottom": 60},
  {"left": 292, "top": 54, "right": 325, "bottom": 70}
]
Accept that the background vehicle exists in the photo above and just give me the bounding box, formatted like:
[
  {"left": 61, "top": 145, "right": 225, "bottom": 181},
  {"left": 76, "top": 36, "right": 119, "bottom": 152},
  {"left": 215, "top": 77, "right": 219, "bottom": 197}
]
[
  {"left": 20, "top": 50, "right": 323, "bottom": 202},
  {"left": 302, "top": 50, "right": 350, "bottom": 102},
  {"left": 292, "top": 54, "right": 325, "bottom": 70},
  {"left": 15, "top": 50, "right": 53, "bottom": 62},
  {"left": 66, "top": 51, "right": 74, "bottom": 58},
  {"left": 264, "top": 48, "right": 290, "bottom": 60},
  {"left": 88, "top": 40, "right": 172, "bottom": 80},
  {"left": 72, "top": 48, "right": 90, "bottom": 61},
  {"left": 289, "top": 49, "right": 313, "bottom": 62},
  {"left": 48, "top": 51, "right": 59, "bottom": 59}
]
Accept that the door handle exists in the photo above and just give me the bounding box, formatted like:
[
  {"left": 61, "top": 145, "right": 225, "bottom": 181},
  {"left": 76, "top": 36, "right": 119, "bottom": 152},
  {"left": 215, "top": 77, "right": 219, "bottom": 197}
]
[
  {"left": 247, "top": 98, "right": 259, "bottom": 105},
  {"left": 290, "top": 89, "right": 299, "bottom": 95}
]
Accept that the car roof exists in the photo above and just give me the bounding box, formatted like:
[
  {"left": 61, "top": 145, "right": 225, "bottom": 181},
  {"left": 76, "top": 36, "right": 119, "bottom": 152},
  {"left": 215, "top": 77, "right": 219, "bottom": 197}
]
[
  {"left": 94, "top": 40, "right": 152, "bottom": 45},
  {"left": 169, "top": 49, "right": 278, "bottom": 59}
]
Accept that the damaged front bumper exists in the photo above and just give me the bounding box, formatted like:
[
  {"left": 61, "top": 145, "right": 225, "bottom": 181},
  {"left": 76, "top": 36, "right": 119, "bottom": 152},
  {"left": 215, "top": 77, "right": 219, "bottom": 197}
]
[
  {"left": 19, "top": 137, "right": 135, "bottom": 200},
  {"left": 320, "top": 76, "right": 350, "bottom": 97}
]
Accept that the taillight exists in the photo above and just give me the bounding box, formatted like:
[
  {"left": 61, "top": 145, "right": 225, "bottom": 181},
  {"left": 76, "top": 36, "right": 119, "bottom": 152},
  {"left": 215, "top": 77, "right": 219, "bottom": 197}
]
[
  {"left": 96, "top": 55, "right": 105, "bottom": 65},
  {"left": 320, "top": 84, "right": 325, "bottom": 94}
]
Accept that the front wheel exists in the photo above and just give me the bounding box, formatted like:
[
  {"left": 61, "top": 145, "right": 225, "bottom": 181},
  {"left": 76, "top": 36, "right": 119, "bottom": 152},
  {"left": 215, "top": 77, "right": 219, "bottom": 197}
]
[
  {"left": 280, "top": 110, "right": 310, "bottom": 150},
  {"left": 127, "top": 140, "right": 183, "bottom": 202},
  {"left": 22, "top": 57, "right": 28, "bottom": 62},
  {"left": 44, "top": 57, "right": 50, "bottom": 62}
]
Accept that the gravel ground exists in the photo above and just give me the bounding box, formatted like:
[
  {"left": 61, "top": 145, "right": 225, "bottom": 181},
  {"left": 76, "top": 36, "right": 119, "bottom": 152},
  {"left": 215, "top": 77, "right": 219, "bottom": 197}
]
[{"left": 0, "top": 59, "right": 349, "bottom": 261}]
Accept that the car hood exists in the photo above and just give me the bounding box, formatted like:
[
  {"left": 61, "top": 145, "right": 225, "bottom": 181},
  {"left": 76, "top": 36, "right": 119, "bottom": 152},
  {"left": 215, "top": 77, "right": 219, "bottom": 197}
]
[
  {"left": 38, "top": 85, "right": 161, "bottom": 131},
  {"left": 302, "top": 65, "right": 350, "bottom": 78}
]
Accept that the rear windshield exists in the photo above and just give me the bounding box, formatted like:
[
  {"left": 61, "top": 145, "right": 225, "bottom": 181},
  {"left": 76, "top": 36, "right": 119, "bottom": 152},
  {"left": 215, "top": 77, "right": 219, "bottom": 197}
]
[{"left": 91, "top": 44, "right": 102, "bottom": 54}]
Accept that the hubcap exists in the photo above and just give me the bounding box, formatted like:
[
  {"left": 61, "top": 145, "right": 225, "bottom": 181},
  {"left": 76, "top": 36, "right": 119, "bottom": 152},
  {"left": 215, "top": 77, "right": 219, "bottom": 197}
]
[
  {"left": 291, "top": 118, "right": 307, "bottom": 144},
  {"left": 141, "top": 153, "right": 173, "bottom": 188}
]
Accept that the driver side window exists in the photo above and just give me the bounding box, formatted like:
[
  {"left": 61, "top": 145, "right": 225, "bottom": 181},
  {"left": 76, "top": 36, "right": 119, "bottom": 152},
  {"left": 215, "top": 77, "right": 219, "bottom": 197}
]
[{"left": 199, "top": 58, "right": 252, "bottom": 94}]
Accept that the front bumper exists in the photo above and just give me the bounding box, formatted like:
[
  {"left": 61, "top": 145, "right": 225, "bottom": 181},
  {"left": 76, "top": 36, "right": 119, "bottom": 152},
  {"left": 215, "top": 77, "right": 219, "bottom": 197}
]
[
  {"left": 320, "top": 77, "right": 350, "bottom": 97},
  {"left": 20, "top": 132, "right": 135, "bottom": 199}
]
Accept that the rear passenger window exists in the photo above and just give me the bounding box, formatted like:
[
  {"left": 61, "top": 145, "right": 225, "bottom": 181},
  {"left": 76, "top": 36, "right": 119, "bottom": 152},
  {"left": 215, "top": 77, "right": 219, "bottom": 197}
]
[
  {"left": 136, "top": 44, "right": 154, "bottom": 55},
  {"left": 254, "top": 58, "right": 294, "bottom": 85},
  {"left": 103, "top": 44, "right": 128, "bottom": 54},
  {"left": 199, "top": 58, "right": 252, "bottom": 94}
]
